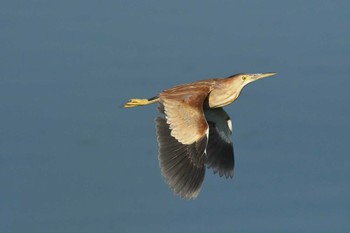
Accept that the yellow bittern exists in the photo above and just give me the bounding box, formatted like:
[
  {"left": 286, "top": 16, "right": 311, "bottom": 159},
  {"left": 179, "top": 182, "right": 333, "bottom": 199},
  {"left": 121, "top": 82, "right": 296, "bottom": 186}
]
[{"left": 123, "top": 72, "right": 276, "bottom": 199}]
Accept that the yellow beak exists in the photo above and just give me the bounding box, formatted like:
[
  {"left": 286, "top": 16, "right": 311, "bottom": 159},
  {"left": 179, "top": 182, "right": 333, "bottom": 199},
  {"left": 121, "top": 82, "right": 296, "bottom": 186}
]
[{"left": 249, "top": 72, "right": 277, "bottom": 80}]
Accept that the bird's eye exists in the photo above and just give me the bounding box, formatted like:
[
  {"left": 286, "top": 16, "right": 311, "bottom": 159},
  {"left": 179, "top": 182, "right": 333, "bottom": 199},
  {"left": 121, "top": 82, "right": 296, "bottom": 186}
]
[{"left": 242, "top": 76, "right": 247, "bottom": 81}]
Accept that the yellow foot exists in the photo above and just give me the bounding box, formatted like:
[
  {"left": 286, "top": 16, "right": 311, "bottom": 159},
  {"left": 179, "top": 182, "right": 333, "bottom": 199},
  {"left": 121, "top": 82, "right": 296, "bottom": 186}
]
[{"left": 123, "top": 98, "right": 159, "bottom": 108}]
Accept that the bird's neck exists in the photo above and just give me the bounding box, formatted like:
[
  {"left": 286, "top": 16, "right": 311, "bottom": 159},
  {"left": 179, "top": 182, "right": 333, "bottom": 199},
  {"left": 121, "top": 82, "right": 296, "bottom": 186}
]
[{"left": 208, "top": 79, "right": 243, "bottom": 108}]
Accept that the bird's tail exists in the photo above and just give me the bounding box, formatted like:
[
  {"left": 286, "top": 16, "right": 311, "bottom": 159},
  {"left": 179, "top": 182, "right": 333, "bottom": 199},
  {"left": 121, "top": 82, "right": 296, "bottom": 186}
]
[{"left": 123, "top": 96, "right": 159, "bottom": 108}]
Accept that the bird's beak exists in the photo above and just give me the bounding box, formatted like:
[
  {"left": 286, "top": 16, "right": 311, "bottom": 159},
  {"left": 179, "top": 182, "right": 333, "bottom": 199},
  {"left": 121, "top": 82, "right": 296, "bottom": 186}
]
[{"left": 249, "top": 72, "right": 277, "bottom": 81}]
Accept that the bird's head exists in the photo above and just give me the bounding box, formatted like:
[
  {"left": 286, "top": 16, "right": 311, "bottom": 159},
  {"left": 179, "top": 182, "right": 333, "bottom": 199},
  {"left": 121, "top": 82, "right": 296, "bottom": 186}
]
[
  {"left": 231, "top": 72, "right": 277, "bottom": 99},
  {"left": 208, "top": 72, "right": 277, "bottom": 108},
  {"left": 232, "top": 72, "right": 277, "bottom": 87},
  {"left": 229, "top": 72, "right": 277, "bottom": 96}
]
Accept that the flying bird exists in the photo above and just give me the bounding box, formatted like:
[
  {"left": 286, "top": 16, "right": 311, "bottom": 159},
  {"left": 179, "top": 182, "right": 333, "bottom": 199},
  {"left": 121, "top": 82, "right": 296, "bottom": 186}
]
[{"left": 123, "top": 72, "right": 276, "bottom": 199}]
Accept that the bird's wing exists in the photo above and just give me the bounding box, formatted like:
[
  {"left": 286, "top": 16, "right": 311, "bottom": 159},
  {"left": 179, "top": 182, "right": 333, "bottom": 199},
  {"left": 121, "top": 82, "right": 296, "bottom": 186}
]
[
  {"left": 156, "top": 84, "right": 212, "bottom": 199},
  {"left": 159, "top": 84, "right": 212, "bottom": 145},
  {"left": 204, "top": 107, "right": 234, "bottom": 178},
  {"left": 156, "top": 116, "right": 206, "bottom": 199}
]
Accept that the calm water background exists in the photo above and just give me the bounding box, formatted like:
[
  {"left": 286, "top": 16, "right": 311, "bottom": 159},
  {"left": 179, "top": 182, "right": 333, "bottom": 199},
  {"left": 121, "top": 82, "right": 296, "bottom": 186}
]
[{"left": 1, "top": 1, "right": 349, "bottom": 232}]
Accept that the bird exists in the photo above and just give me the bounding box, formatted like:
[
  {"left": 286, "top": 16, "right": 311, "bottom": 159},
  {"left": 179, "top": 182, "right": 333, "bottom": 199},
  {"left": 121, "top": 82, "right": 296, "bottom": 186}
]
[{"left": 123, "top": 72, "right": 276, "bottom": 199}]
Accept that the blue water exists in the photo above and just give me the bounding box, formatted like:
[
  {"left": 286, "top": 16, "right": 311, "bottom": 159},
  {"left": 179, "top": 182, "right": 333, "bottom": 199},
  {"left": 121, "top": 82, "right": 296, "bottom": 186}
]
[{"left": 1, "top": 1, "right": 349, "bottom": 232}]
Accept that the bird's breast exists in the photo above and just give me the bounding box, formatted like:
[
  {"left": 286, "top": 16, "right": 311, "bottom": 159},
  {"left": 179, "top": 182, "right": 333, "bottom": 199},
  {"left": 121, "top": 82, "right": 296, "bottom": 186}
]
[{"left": 208, "top": 90, "right": 238, "bottom": 108}]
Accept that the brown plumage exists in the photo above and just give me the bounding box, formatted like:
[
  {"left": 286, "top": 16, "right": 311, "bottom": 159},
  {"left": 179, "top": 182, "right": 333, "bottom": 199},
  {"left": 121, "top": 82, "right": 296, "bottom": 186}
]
[{"left": 123, "top": 72, "right": 276, "bottom": 199}]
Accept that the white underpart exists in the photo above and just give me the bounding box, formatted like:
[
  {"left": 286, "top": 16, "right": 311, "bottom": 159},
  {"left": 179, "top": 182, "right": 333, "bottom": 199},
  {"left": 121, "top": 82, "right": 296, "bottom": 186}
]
[
  {"left": 227, "top": 119, "right": 232, "bottom": 132},
  {"left": 204, "top": 128, "right": 209, "bottom": 154}
]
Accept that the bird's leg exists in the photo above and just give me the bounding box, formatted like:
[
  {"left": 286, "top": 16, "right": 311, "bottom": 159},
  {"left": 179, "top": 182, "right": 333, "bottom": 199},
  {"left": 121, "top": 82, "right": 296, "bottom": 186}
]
[{"left": 123, "top": 96, "right": 159, "bottom": 108}]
